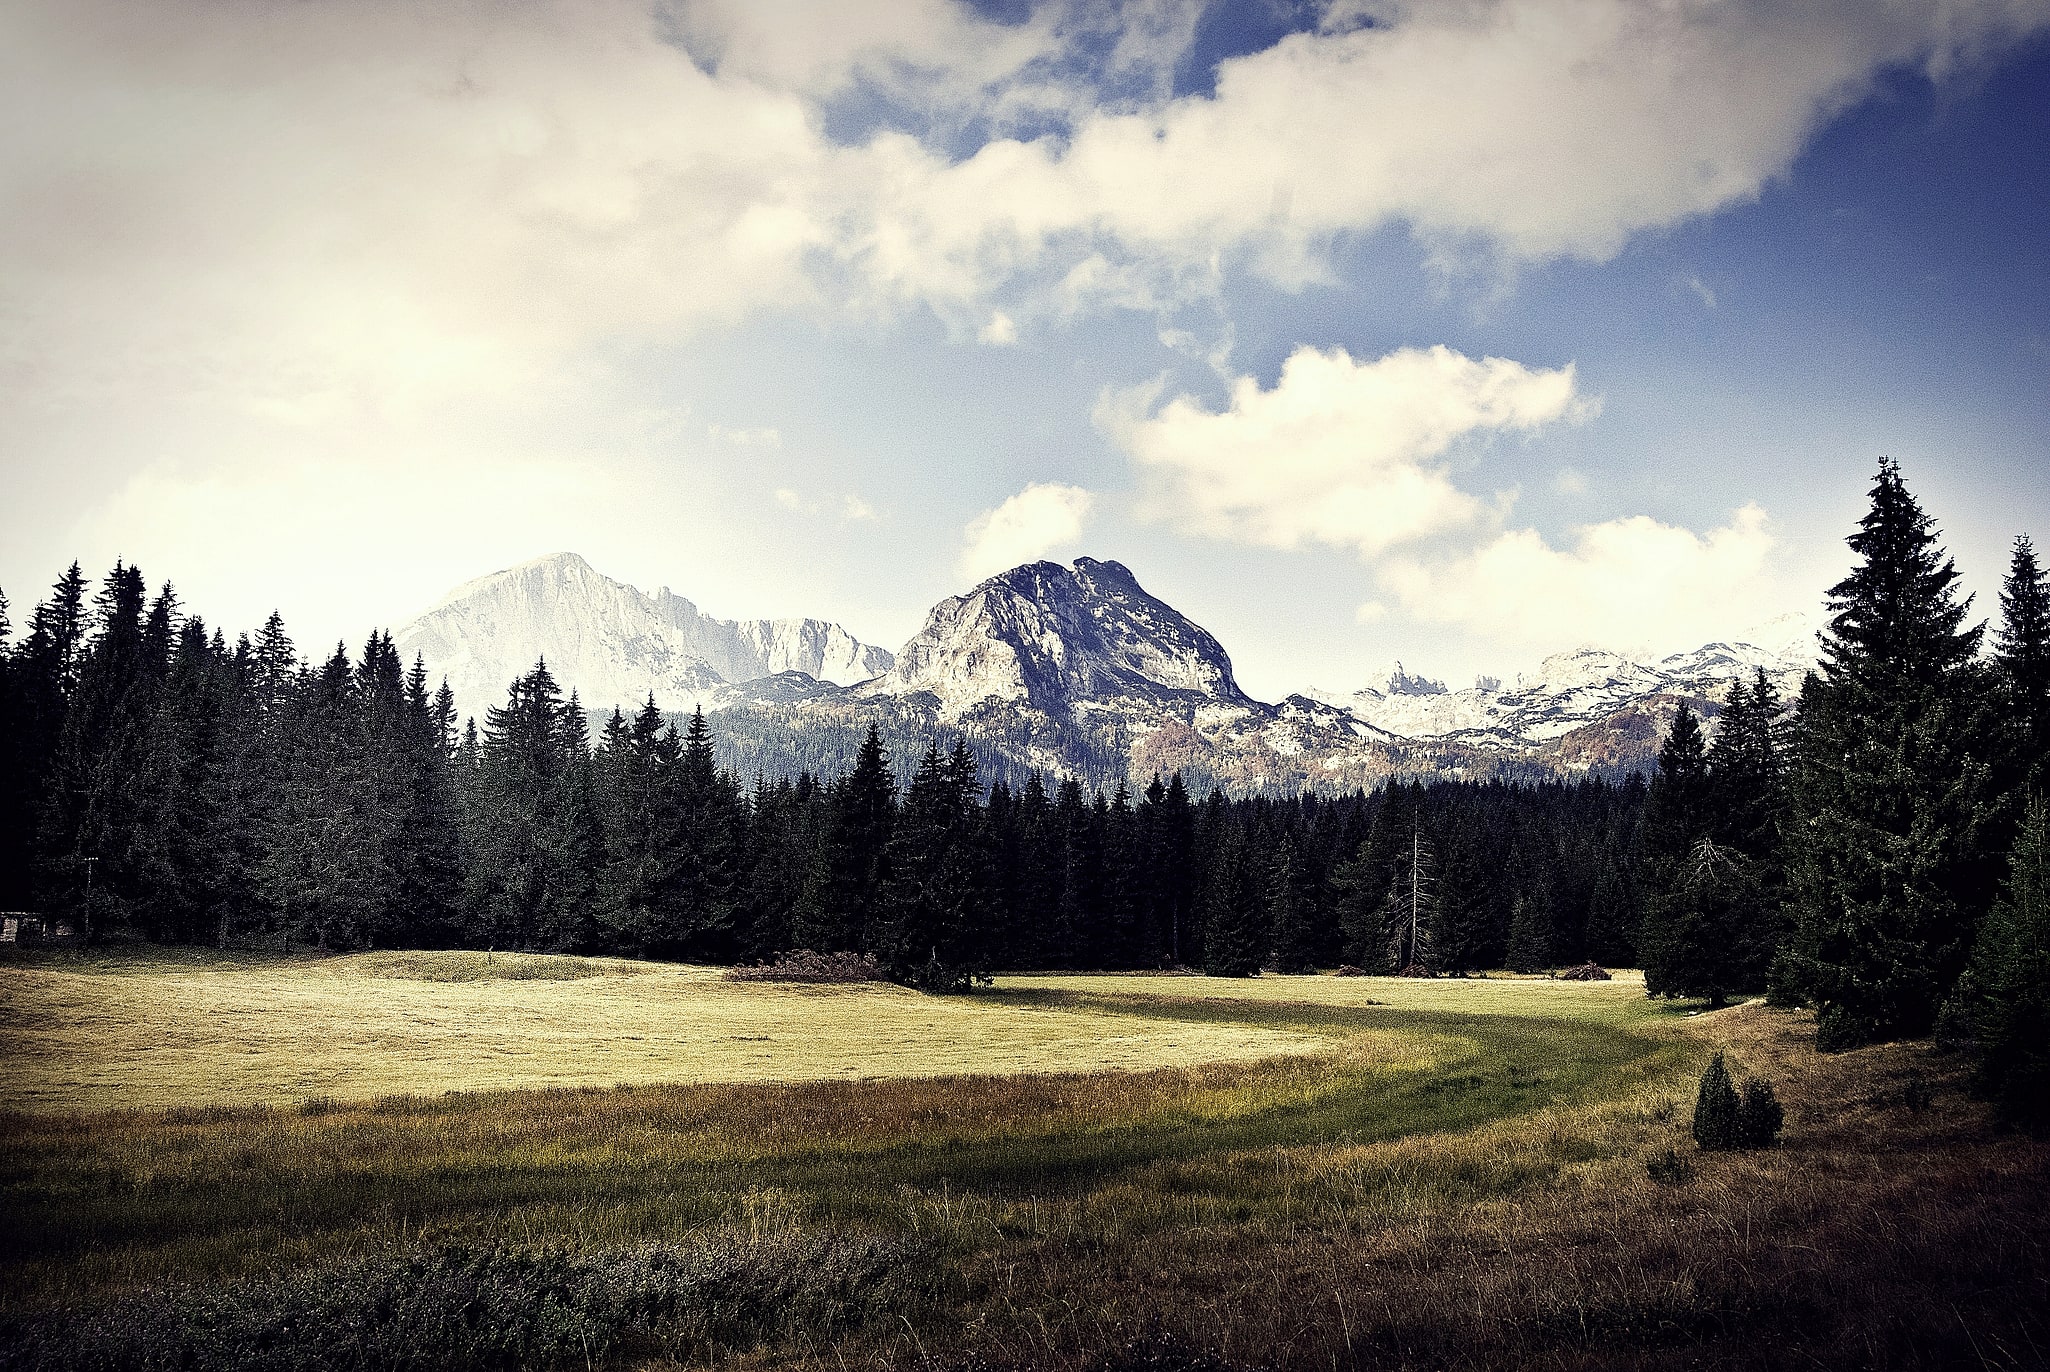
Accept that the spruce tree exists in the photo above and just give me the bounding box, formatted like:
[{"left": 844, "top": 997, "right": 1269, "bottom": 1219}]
[
  {"left": 1200, "top": 821, "right": 1264, "bottom": 976},
  {"left": 877, "top": 741, "right": 990, "bottom": 990},
  {"left": 38, "top": 563, "right": 154, "bottom": 938},
  {"left": 1945, "top": 795, "right": 2050, "bottom": 1125},
  {"left": 1382, "top": 817, "right": 1438, "bottom": 974},
  {"left": 1692, "top": 1053, "right": 1742, "bottom": 1150},
  {"left": 1778, "top": 459, "right": 1998, "bottom": 1048},
  {"left": 667, "top": 707, "right": 743, "bottom": 958},
  {"left": 1995, "top": 535, "right": 2050, "bottom": 788},
  {"left": 822, "top": 723, "right": 894, "bottom": 953},
  {"left": 1267, "top": 834, "right": 1318, "bottom": 974}
]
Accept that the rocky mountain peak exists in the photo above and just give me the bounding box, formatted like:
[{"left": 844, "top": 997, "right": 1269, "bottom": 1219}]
[
  {"left": 394, "top": 554, "right": 894, "bottom": 721},
  {"left": 863, "top": 557, "right": 1250, "bottom": 721}
]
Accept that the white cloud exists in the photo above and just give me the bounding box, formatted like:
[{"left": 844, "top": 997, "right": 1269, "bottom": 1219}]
[
  {"left": 1686, "top": 275, "right": 1719, "bottom": 310},
  {"left": 959, "top": 482, "right": 1096, "bottom": 582},
  {"left": 1554, "top": 466, "right": 1590, "bottom": 494},
  {"left": 1101, "top": 344, "right": 1594, "bottom": 557},
  {"left": 709, "top": 424, "right": 783, "bottom": 448},
  {"left": 841, "top": 493, "right": 880, "bottom": 522},
  {"left": 5, "top": 0, "right": 2039, "bottom": 428},
  {"left": 1377, "top": 504, "right": 1783, "bottom": 659},
  {"left": 773, "top": 487, "right": 804, "bottom": 510},
  {"left": 977, "top": 311, "right": 1019, "bottom": 346}
]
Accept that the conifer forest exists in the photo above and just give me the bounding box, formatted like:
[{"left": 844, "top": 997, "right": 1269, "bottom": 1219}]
[{"left": 4, "top": 461, "right": 2047, "bottom": 1118}]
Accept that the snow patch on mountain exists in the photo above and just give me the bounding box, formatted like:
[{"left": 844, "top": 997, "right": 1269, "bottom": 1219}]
[
  {"left": 395, "top": 552, "right": 894, "bottom": 720},
  {"left": 860, "top": 558, "right": 1252, "bottom": 723}
]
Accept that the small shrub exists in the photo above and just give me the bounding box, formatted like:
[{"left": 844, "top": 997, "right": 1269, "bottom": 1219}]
[
  {"left": 725, "top": 950, "right": 888, "bottom": 984},
  {"left": 1692, "top": 1053, "right": 1742, "bottom": 1150},
  {"left": 1736, "top": 1077, "right": 1784, "bottom": 1147},
  {"left": 1646, "top": 1147, "right": 1694, "bottom": 1185},
  {"left": 1693, "top": 1054, "right": 1785, "bottom": 1150},
  {"left": 1815, "top": 1003, "right": 1881, "bottom": 1053},
  {"left": 1555, "top": 962, "right": 1612, "bottom": 981}
]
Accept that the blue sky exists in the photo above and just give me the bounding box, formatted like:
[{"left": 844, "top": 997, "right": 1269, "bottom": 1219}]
[{"left": 3, "top": 0, "right": 2047, "bottom": 702}]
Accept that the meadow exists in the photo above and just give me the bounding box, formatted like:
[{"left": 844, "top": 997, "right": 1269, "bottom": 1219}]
[{"left": 1, "top": 950, "right": 2045, "bottom": 1371}]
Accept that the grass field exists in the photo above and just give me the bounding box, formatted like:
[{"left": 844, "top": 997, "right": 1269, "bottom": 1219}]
[
  {"left": 0, "top": 949, "right": 1330, "bottom": 1111},
  {"left": 2, "top": 949, "right": 2045, "bottom": 1371}
]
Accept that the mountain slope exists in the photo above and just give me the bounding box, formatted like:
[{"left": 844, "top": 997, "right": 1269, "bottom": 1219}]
[
  {"left": 860, "top": 558, "right": 1253, "bottom": 721},
  {"left": 399, "top": 551, "right": 1818, "bottom": 793},
  {"left": 394, "top": 553, "right": 894, "bottom": 720}
]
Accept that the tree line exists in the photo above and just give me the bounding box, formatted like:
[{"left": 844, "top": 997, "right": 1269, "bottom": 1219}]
[{"left": 1, "top": 459, "right": 2044, "bottom": 1112}]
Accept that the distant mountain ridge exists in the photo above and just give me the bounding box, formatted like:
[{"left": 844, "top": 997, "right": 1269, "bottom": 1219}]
[
  {"left": 396, "top": 552, "right": 1818, "bottom": 792},
  {"left": 392, "top": 553, "right": 895, "bottom": 723}
]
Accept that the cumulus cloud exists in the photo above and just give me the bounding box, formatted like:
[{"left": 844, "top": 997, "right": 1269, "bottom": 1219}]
[
  {"left": 1377, "top": 504, "right": 1783, "bottom": 658},
  {"left": 6, "top": 0, "right": 2042, "bottom": 424},
  {"left": 960, "top": 482, "right": 1096, "bottom": 581},
  {"left": 1101, "top": 345, "right": 1593, "bottom": 557}
]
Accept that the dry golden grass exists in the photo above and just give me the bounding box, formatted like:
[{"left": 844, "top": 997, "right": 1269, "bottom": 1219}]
[
  {"left": 0, "top": 949, "right": 1335, "bottom": 1113},
  {"left": 5, "top": 951, "right": 2041, "bottom": 1371}
]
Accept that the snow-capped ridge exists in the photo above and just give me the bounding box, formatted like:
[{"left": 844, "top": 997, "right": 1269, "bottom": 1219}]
[{"left": 395, "top": 553, "right": 894, "bottom": 720}]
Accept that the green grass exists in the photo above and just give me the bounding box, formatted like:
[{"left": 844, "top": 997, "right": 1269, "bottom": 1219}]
[{"left": 3, "top": 951, "right": 2043, "bottom": 1370}]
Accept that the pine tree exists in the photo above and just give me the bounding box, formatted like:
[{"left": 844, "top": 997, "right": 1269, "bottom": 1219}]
[
  {"left": 1778, "top": 459, "right": 1999, "bottom": 1048},
  {"left": 1692, "top": 1053, "right": 1742, "bottom": 1150},
  {"left": 1944, "top": 795, "right": 2050, "bottom": 1125},
  {"left": 466, "top": 661, "right": 579, "bottom": 950},
  {"left": 665, "top": 707, "right": 743, "bottom": 958},
  {"left": 1200, "top": 821, "right": 1264, "bottom": 976},
  {"left": 1505, "top": 880, "right": 1556, "bottom": 973},
  {"left": 1383, "top": 818, "right": 1437, "bottom": 974},
  {"left": 1267, "top": 834, "right": 1317, "bottom": 974},
  {"left": 1642, "top": 704, "right": 1734, "bottom": 997},
  {"left": 877, "top": 741, "right": 990, "bottom": 990},
  {"left": 38, "top": 563, "right": 155, "bottom": 938},
  {"left": 1995, "top": 535, "right": 2050, "bottom": 789},
  {"left": 596, "top": 698, "right": 683, "bottom": 955},
  {"left": 820, "top": 723, "right": 894, "bottom": 953}
]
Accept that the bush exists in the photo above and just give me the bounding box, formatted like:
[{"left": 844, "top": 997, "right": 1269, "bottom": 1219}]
[
  {"left": 1693, "top": 1054, "right": 1784, "bottom": 1150},
  {"left": 725, "top": 950, "right": 888, "bottom": 984},
  {"left": 1692, "top": 1053, "right": 1743, "bottom": 1150},
  {"left": 1736, "top": 1077, "right": 1784, "bottom": 1147},
  {"left": 1645, "top": 1147, "right": 1694, "bottom": 1185}
]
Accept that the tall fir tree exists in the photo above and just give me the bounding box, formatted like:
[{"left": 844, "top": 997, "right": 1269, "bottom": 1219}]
[
  {"left": 1994, "top": 535, "right": 2050, "bottom": 789},
  {"left": 1200, "top": 820, "right": 1264, "bottom": 976},
  {"left": 877, "top": 741, "right": 991, "bottom": 989},
  {"left": 37, "top": 563, "right": 155, "bottom": 938},
  {"left": 1942, "top": 795, "right": 2050, "bottom": 1126},
  {"left": 1267, "top": 833, "right": 1318, "bottom": 974},
  {"left": 1777, "top": 458, "right": 1999, "bottom": 1048},
  {"left": 818, "top": 722, "right": 894, "bottom": 953}
]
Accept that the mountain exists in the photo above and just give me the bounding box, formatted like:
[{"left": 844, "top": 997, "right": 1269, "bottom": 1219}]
[
  {"left": 400, "top": 552, "right": 1819, "bottom": 793},
  {"left": 709, "top": 562, "right": 1818, "bottom": 792},
  {"left": 858, "top": 558, "right": 1254, "bottom": 720},
  {"left": 393, "top": 553, "right": 895, "bottom": 721},
  {"left": 1306, "top": 625, "right": 1816, "bottom": 756}
]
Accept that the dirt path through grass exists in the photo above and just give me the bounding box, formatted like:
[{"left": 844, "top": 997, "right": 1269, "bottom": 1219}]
[{"left": 0, "top": 963, "right": 1684, "bottom": 1317}]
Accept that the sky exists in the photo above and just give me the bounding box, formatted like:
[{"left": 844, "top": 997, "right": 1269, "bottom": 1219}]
[{"left": 3, "top": 0, "right": 2048, "bottom": 701}]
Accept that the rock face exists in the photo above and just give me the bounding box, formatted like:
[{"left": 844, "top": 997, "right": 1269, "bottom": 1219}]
[
  {"left": 860, "top": 558, "right": 1253, "bottom": 721},
  {"left": 393, "top": 553, "right": 895, "bottom": 721},
  {"left": 399, "top": 552, "right": 1820, "bottom": 793}
]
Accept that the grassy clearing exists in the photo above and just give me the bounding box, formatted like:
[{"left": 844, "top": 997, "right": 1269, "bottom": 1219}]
[
  {"left": 0, "top": 950, "right": 1327, "bottom": 1112},
  {"left": 2, "top": 952, "right": 2043, "bottom": 1370}
]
